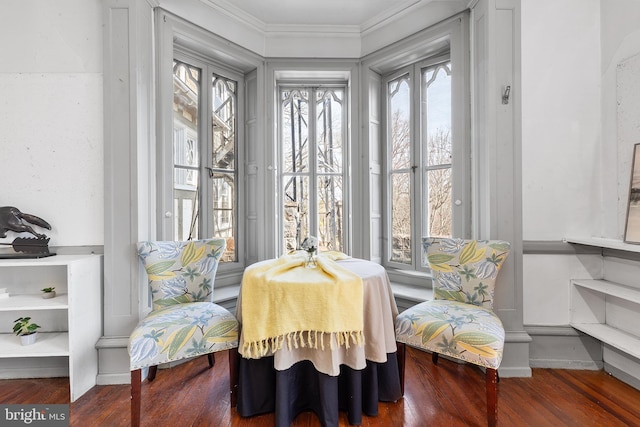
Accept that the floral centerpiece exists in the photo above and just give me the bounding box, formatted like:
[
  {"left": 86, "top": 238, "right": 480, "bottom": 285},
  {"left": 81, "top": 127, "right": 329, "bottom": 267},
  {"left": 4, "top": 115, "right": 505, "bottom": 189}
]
[{"left": 301, "top": 236, "right": 318, "bottom": 268}]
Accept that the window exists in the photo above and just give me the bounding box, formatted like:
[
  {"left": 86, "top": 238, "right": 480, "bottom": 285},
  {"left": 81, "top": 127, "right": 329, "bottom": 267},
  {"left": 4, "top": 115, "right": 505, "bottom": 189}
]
[
  {"left": 171, "top": 56, "right": 242, "bottom": 263},
  {"left": 384, "top": 55, "right": 467, "bottom": 272},
  {"left": 278, "top": 85, "right": 348, "bottom": 253}
]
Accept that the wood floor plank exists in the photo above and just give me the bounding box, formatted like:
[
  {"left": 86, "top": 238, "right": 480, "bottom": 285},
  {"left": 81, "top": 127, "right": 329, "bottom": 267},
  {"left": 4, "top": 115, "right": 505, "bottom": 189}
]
[{"left": 1, "top": 347, "right": 640, "bottom": 426}]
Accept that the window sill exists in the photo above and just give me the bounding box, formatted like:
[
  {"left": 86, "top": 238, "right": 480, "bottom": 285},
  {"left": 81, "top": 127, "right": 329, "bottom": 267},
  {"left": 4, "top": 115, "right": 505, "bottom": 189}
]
[{"left": 390, "top": 281, "right": 433, "bottom": 304}]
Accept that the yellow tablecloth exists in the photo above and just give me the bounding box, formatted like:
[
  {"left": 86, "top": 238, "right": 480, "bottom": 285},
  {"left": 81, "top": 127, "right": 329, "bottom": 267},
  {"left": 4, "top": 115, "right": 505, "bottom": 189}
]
[
  {"left": 239, "top": 251, "right": 364, "bottom": 359},
  {"left": 237, "top": 257, "right": 399, "bottom": 376}
]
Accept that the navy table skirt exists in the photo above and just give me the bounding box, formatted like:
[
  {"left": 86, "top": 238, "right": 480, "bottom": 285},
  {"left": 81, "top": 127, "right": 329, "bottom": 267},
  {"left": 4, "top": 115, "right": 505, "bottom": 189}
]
[{"left": 236, "top": 352, "right": 403, "bottom": 426}]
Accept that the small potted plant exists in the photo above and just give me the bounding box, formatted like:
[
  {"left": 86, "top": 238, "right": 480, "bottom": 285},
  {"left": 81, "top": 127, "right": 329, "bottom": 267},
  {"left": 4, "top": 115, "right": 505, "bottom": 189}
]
[
  {"left": 13, "top": 317, "right": 41, "bottom": 346},
  {"left": 41, "top": 287, "right": 56, "bottom": 299}
]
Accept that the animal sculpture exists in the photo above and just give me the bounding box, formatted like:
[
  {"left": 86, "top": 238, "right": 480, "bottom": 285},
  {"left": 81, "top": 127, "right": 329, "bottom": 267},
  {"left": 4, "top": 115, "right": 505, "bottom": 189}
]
[{"left": 0, "top": 206, "right": 51, "bottom": 239}]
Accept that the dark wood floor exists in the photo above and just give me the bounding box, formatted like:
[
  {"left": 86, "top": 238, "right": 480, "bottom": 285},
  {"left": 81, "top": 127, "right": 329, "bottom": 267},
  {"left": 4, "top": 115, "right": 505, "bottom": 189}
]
[{"left": 2, "top": 346, "right": 640, "bottom": 426}]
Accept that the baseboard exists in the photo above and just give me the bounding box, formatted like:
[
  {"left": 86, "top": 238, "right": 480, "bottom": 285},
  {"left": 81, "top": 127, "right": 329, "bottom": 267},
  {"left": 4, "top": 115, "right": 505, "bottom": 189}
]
[
  {"left": 526, "top": 325, "right": 602, "bottom": 370},
  {"left": 0, "top": 367, "right": 69, "bottom": 379},
  {"left": 605, "top": 363, "right": 640, "bottom": 391},
  {"left": 96, "top": 372, "right": 131, "bottom": 385}
]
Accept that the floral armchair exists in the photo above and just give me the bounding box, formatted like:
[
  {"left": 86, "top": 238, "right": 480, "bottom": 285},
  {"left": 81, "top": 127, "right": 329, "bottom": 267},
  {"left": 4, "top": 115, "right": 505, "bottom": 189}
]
[
  {"left": 128, "top": 239, "right": 239, "bottom": 427},
  {"left": 395, "top": 238, "right": 511, "bottom": 427}
]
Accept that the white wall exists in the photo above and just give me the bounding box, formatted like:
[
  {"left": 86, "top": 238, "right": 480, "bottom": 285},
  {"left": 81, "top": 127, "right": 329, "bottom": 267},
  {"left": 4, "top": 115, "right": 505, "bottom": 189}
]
[
  {"left": 600, "top": 0, "right": 640, "bottom": 239},
  {"left": 521, "top": 0, "right": 601, "bottom": 241},
  {"left": 521, "top": 0, "right": 640, "bottom": 327},
  {"left": 0, "top": 0, "right": 104, "bottom": 247}
]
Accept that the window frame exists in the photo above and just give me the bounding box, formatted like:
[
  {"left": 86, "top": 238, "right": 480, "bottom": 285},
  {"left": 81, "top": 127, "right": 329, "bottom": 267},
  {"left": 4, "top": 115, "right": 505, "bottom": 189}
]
[
  {"left": 378, "top": 17, "right": 471, "bottom": 277},
  {"left": 276, "top": 81, "right": 351, "bottom": 256},
  {"left": 166, "top": 49, "right": 245, "bottom": 270},
  {"left": 155, "top": 11, "right": 259, "bottom": 280}
]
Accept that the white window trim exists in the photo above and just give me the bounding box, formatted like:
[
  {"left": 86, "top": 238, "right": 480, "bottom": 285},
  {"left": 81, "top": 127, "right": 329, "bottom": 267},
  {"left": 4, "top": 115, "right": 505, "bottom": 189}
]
[
  {"left": 155, "top": 10, "right": 262, "bottom": 284},
  {"left": 362, "top": 12, "right": 471, "bottom": 282},
  {"left": 276, "top": 82, "right": 350, "bottom": 256}
]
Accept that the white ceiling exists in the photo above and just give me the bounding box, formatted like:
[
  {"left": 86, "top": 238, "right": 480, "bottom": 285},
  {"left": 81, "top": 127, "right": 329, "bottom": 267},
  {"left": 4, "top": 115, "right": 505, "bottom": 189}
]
[{"left": 202, "top": 0, "right": 440, "bottom": 31}]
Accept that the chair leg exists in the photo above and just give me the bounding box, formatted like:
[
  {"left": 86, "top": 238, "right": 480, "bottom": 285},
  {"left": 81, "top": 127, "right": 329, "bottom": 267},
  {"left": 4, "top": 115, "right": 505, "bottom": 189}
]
[
  {"left": 486, "top": 368, "right": 498, "bottom": 427},
  {"left": 208, "top": 353, "right": 215, "bottom": 368},
  {"left": 432, "top": 351, "right": 439, "bottom": 365},
  {"left": 131, "top": 369, "right": 141, "bottom": 427},
  {"left": 229, "top": 347, "right": 239, "bottom": 408},
  {"left": 396, "top": 342, "right": 405, "bottom": 396},
  {"left": 147, "top": 365, "right": 158, "bottom": 381}
]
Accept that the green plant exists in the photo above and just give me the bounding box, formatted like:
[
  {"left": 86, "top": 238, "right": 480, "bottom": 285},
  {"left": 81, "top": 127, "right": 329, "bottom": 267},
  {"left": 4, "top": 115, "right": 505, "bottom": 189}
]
[
  {"left": 13, "top": 317, "right": 41, "bottom": 336},
  {"left": 41, "top": 287, "right": 55, "bottom": 293}
]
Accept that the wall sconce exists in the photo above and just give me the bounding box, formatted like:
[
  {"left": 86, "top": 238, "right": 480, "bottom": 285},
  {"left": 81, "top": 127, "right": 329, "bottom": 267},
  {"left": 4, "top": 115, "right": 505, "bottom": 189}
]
[{"left": 502, "top": 85, "right": 511, "bottom": 105}]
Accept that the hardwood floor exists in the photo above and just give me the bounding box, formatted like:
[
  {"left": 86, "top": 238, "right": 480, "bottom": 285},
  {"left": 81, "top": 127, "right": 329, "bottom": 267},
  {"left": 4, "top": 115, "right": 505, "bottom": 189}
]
[{"left": 1, "top": 346, "right": 640, "bottom": 426}]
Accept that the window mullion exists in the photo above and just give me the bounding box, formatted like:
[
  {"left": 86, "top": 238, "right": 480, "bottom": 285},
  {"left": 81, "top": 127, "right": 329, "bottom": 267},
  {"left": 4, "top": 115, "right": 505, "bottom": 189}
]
[
  {"left": 308, "top": 88, "right": 318, "bottom": 237},
  {"left": 200, "top": 64, "right": 213, "bottom": 239},
  {"left": 411, "top": 64, "right": 422, "bottom": 271}
]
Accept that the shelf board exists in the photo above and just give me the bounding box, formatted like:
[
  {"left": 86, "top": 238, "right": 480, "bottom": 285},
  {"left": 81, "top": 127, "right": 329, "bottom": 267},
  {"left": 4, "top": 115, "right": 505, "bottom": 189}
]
[
  {"left": 0, "top": 293, "right": 68, "bottom": 310},
  {"left": 0, "top": 332, "right": 69, "bottom": 358},
  {"left": 571, "top": 323, "right": 640, "bottom": 360},
  {"left": 0, "top": 254, "right": 100, "bottom": 267},
  {"left": 572, "top": 279, "right": 640, "bottom": 305},
  {"left": 564, "top": 237, "right": 640, "bottom": 253}
]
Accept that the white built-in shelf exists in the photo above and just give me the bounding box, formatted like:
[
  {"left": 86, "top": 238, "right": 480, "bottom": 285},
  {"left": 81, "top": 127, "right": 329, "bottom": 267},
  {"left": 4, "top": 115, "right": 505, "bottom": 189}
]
[
  {"left": 564, "top": 237, "right": 640, "bottom": 253},
  {"left": 0, "top": 332, "right": 69, "bottom": 358},
  {"left": 0, "top": 294, "right": 69, "bottom": 310},
  {"left": 570, "top": 278, "right": 640, "bottom": 364},
  {"left": 572, "top": 279, "right": 640, "bottom": 304},
  {"left": 569, "top": 323, "right": 640, "bottom": 361}
]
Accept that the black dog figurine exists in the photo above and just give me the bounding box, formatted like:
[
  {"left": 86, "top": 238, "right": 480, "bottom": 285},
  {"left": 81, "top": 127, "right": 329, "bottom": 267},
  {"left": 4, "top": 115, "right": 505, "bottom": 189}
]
[{"left": 0, "top": 206, "right": 51, "bottom": 239}]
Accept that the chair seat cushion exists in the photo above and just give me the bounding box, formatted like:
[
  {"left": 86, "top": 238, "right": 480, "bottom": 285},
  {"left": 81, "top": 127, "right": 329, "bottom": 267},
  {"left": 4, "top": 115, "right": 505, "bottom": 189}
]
[
  {"left": 395, "top": 299, "right": 505, "bottom": 369},
  {"left": 128, "top": 301, "right": 239, "bottom": 370}
]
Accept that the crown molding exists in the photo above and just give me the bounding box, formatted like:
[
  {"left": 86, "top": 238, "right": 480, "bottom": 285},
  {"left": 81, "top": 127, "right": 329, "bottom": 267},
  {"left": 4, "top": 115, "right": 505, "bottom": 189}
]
[
  {"left": 200, "top": 0, "right": 429, "bottom": 36},
  {"left": 199, "top": 0, "right": 267, "bottom": 32}
]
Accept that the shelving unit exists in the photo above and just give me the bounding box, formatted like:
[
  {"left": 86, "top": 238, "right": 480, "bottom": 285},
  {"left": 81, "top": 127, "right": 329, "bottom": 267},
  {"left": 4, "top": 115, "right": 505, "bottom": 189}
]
[
  {"left": 566, "top": 236, "right": 640, "bottom": 391},
  {"left": 570, "top": 279, "right": 640, "bottom": 360},
  {"left": 0, "top": 254, "right": 102, "bottom": 402},
  {"left": 564, "top": 236, "right": 640, "bottom": 253}
]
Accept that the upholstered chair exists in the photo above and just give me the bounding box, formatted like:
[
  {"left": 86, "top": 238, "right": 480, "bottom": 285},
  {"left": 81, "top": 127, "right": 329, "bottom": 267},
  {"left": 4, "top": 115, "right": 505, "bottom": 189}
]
[
  {"left": 128, "top": 239, "right": 239, "bottom": 427},
  {"left": 395, "top": 238, "right": 511, "bottom": 427}
]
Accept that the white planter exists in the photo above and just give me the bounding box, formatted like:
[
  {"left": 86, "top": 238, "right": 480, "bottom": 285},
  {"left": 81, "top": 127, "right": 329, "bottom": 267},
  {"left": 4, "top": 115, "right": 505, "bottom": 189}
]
[
  {"left": 20, "top": 332, "right": 38, "bottom": 346},
  {"left": 42, "top": 291, "right": 56, "bottom": 299}
]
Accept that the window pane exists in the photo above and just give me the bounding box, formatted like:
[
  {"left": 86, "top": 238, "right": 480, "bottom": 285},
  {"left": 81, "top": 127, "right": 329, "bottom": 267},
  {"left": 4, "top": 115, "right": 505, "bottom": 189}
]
[
  {"left": 424, "top": 168, "right": 452, "bottom": 239},
  {"left": 173, "top": 60, "right": 201, "bottom": 241},
  {"left": 211, "top": 74, "right": 237, "bottom": 262},
  {"left": 423, "top": 64, "right": 452, "bottom": 167},
  {"left": 282, "top": 90, "right": 309, "bottom": 174},
  {"left": 211, "top": 172, "right": 235, "bottom": 262},
  {"left": 317, "top": 175, "right": 343, "bottom": 252},
  {"left": 283, "top": 175, "right": 309, "bottom": 252},
  {"left": 391, "top": 172, "right": 411, "bottom": 264},
  {"left": 212, "top": 76, "right": 236, "bottom": 170},
  {"left": 316, "top": 90, "right": 343, "bottom": 174},
  {"left": 389, "top": 77, "right": 411, "bottom": 170}
]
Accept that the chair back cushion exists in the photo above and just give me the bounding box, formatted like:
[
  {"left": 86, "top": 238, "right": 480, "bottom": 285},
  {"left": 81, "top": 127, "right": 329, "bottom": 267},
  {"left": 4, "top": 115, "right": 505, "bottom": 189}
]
[
  {"left": 137, "top": 239, "right": 226, "bottom": 310},
  {"left": 423, "top": 238, "right": 510, "bottom": 310}
]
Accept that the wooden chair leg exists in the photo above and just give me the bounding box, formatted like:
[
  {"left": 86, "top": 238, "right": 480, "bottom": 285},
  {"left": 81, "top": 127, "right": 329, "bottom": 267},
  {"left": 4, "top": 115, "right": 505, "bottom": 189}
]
[
  {"left": 486, "top": 368, "right": 498, "bottom": 427},
  {"left": 396, "top": 342, "right": 405, "bottom": 396},
  {"left": 131, "top": 369, "right": 141, "bottom": 427},
  {"left": 208, "top": 353, "right": 215, "bottom": 368},
  {"left": 147, "top": 365, "right": 158, "bottom": 381},
  {"left": 432, "top": 351, "right": 439, "bottom": 365},
  {"left": 229, "top": 347, "right": 239, "bottom": 407}
]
